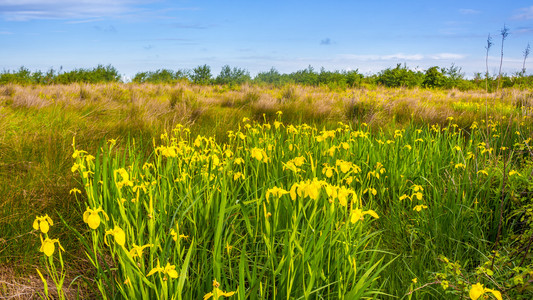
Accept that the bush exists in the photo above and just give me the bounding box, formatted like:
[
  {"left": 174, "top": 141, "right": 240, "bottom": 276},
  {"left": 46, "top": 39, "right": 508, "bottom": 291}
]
[
  {"left": 215, "top": 65, "right": 251, "bottom": 86},
  {"left": 190, "top": 64, "right": 212, "bottom": 85},
  {"left": 377, "top": 64, "right": 423, "bottom": 88},
  {"left": 132, "top": 69, "right": 188, "bottom": 84}
]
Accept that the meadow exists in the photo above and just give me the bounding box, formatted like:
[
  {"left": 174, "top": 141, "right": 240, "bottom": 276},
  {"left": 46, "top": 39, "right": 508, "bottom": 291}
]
[{"left": 1, "top": 83, "right": 532, "bottom": 299}]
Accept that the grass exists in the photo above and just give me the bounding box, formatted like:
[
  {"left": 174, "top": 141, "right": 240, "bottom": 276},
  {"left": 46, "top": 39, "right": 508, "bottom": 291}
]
[{"left": 0, "top": 83, "right": 532, "bottom": 299}]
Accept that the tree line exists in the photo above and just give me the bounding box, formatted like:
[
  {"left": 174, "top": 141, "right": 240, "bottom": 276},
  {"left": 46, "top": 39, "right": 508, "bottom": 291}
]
[{"left": 1, "top": 63, "right": 532, "bottom": 90}]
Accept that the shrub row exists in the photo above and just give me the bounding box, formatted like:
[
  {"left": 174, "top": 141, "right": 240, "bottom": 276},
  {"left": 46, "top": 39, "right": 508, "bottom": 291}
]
[{"left": 2, "top": 64, "right": 532, "bottom": 90}]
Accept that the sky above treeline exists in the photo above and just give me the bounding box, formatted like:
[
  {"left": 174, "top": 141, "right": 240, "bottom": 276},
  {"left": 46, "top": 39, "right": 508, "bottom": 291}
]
[{"left": 1, "top": 0, "right": 532, "bottom": 80}]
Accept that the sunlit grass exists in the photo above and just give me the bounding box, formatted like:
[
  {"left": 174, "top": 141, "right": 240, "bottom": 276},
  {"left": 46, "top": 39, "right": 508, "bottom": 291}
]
[{"left": 1, "top": 83, "right": 532, "bottom": 298}]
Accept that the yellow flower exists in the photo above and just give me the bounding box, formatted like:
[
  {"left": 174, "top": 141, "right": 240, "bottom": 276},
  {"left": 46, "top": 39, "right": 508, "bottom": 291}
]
[
  {"left": 322, "top": 166, "right": 334, "bottom": 178},
  {"left": 340, "top": 142, "right": 350, "bottom": 150},
  {"left": 203, "top": 279, "right": 236, "bottom": 300},
  {"left": 441, "top": 280, "right": 449, "bottom": 290},
  {"left": 469, "top": 283, "right": 502, "bottom": 300},
  {"left": 304, "top": 179, "right": 323, "bottom": 200},
  {"left": 39, "top": 236, "right": 64, "bottom": 257},
  {"left": 455, "top": 163, "right": 466, "bottom": 169},
  {"left": 233, "top": 172, "right": 245, "bottom": 180},
  {"left": 72, "top": 149, "right": 88, "bottom": 159},
  {"left": 265, "top": 186, "right": 289, "bottom": 201},
  {"left": 325, "top": 184, "right": 338, "bottom": 200},
  {"left": 413, "top": 205, "right": 428, "bottom": 212},
  {"left": 71, "top": 163, "right": 82, "bottom": 173},
  {"left": 250, "top": 147, "right": 267, "bottom": 162},
  {"left": 83, "top": 206, "right": 109, "bottom": 230},
  {"left": 105, "top": 226, "right": 126, "bottom": 246},
  {"left": 350, "top": 208, "right": 379, "bottom": 223},
  {"left": 477, "top": 169, "right": 488, "bottom": 176},
  {"left": 33, "top": 215, "right": 53, "bottom": 234},
  {"left": 509, "top": 170, "right": 521, "bottom": 177},
  {"left": 115, "top": 168, "right": 134, "bottom": 188},
  {"left": 412, "top": 278, "right": 417, "bottom": 284},
  {"left": 147, "top": 261, "right": 178, "bottom": 279},
  {"left": 69, "top": 188, "right": 81, "bottom": 195},
  {"left": 336, "top": 160, "right": 352, "bottom": 173},
  {"left": 337, "top": 186, "right": 355, "bottom": 207},
  {"left": 412, "top": 192, "right": 423, "bottom": 200},
  {"left": 412, "top": 184, "right": 424, "bottom": 192},
  {"left": 129, "top": 243, "right": 152, "bottom": 258}
]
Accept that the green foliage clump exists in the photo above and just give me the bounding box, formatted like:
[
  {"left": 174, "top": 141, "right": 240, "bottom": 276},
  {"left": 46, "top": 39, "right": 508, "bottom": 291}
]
[
  {"left": 0, "top": 65, "right": 121, "bottom": 85},
  {"left": 132, "top": 69, "right": 188, "bottom": 84},
  {"left": 190, "top": 64, "right": 212, "bottom": 85},
  {"left": 215, "top": 65, "right": 251, "bottom": 86},
  {"left": 376, "top": 63, "right": 424, "bottom": 88}
]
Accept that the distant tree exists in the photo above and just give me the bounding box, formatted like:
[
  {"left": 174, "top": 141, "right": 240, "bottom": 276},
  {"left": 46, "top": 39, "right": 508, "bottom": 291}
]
[
  {"left": 254, "top": 67, "right": 283, "bottom": 85},
  {"left": 132, "top": 69, "right": 188, "bottom": 83},
  {"left": 190, "top": 64, "right": 212, "bottom": 85},
  {"left": 215, "top": 65, "right": 251, "bottom": 86},
  {"left": 422, "top": 66, "right": 446, "bottom": 88},
  {"left": 377, "top": 64, "right": 423, "bottom": 88},
  {"left": 442, "top": 64, "right": 464, "bottom": 89},
  {"left": 290, "top": 65, "right": 319, "bottom": 85},
  {"left": 343, "top": 70, "right": 363, "bottom": 88}
]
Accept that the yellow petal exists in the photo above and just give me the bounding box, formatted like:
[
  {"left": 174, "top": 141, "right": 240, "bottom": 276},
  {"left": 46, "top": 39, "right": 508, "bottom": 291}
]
[
  {"left": 486, "top": 289, "right": 502, "bottom": 300},
  {"left": 216, "top": 288, "right": 236, "bottom": 297},
  {"left": 167, "top": 268, "right": 178, "bottom": 278},
  {"left": 364, "top": 210, "right": 379, "bottom": 219},
  {"left": 41, "top": 239, "right": 55, "bottom": 257},
  {"left": 351, "top": 208, "right": 363, "bottom": 223},
  {"left": 147, "top": 267, "right": 162, "bottom": 277},
  {"left": 469, "top": 283, "right": 484, "bottom": 300},
  {"left": 203, "top": 292, "right": 213, "bottom": 300},
  {"left": 87, "top": 213, "right": 101, "bottom": 229},
  {"left": 114, "top": 227, "right": 126, "bottom": 246},
  {"left": 45, "top": 215, "right": 53, "bottom": 226},
  {"left": 83, "top": 210, "right": 91, "bottom": 223},
  {"left": 32, "top": 219, "right": 39, "bottom": 230},
  {"left": 39, "top": 221, "right": 50, "bottom": 234}
]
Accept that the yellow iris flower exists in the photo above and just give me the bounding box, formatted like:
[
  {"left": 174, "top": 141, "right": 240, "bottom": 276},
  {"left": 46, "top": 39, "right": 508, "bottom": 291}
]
[
  {"left": 413, "top": 205, "right": 428, "bottom": 212},
  {"left": 469, "top": 283, "right": 502, "bottom": 300},
  {"left": 105, "top": 226, "right": 126, "bottom": 246},
  {"left": 129, "top": 243, "right": 152, "bottom": 258},
  {"left": 203, "top": 279, "right": 236, "bottom": 300},
  {"left": 33, "top": 214, "right": 53, "bottom": 234},
  {"left": 83, "top": 206, "right": 109, "bottom": 230},
  {"left": 350, "top": 208, "right": 379, "bottom": 223},
  {"left": 265, "top": 187, "right": 289, "bottom": 201},
  {"left": 147, "top": 261, "right": 178, "bottom": 279},
  {"left": 39, "top": 236, "right": 64, "bottom": 257}
]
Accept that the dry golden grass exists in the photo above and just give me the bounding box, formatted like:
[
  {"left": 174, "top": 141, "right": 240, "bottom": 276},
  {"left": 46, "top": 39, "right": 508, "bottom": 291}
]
[{"left": 0, "top": 83, "right": 532, "bottom": 298}]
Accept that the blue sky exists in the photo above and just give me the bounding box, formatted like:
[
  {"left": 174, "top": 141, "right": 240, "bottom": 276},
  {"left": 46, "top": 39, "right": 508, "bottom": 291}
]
[{"left": 1, "top": 0, "right": 532, "bottom": 79}]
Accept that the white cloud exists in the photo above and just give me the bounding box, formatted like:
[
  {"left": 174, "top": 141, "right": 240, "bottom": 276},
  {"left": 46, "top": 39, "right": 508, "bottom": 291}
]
[
  {"left": 0, "top": 0, "right": 136, "bottom": 21},
  {"left": 429, "top": 53, "right": 466, "bottom": 60},
  {"left": 513, "top": 6, "right": 533, "bottom": 20}
]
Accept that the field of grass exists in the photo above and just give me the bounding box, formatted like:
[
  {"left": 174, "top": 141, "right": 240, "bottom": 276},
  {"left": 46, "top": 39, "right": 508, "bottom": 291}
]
[{"left": 1, "top": 83, "right": 533, "bottom": 299}]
